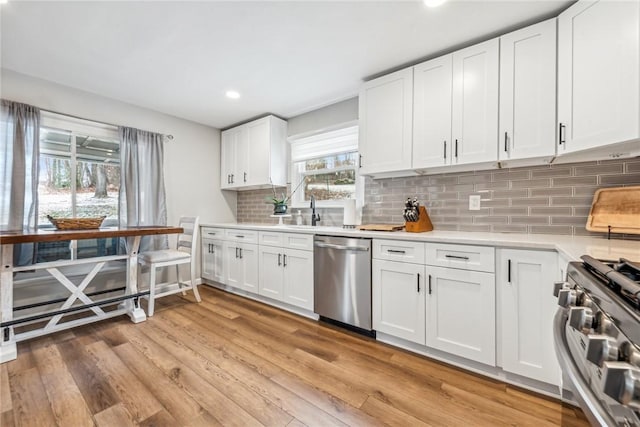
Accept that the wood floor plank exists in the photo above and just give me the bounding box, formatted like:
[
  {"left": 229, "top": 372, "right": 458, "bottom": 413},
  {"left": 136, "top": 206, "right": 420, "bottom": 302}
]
[
  {"left": 140, "top": 317, "right": 295, "bottom": 426},
  {"left": 360, "top": 395, "right": 433, "bottom": 427},
  {"left": 8, "top": 367, "right": 57, "bottom": 427},
  {"left": 85, "top": 340, "right": 164, "bottom": 422},
  {"left": 156, "top": 310, "right": 349, "bottom": 427},
  {"left": 93, "top": 403, "right": 136, "bottom": 427},
  {"left": 32, "top": 343, "right": 94, "bottom": 427},
  {"left": 138, "top": 408, "right": 180, "bottom": 427},
  {"left": 113, "top": 342, "right": 204, "bottom": 425},
  {"left": 4, "top": 285, "right": 590, "bottom": 427},
  {"left": 55, "top": 338, "right": 122, "bottom": 415},
  {"left": 1, "top": 363, "right": 12, "bottom": 413}
]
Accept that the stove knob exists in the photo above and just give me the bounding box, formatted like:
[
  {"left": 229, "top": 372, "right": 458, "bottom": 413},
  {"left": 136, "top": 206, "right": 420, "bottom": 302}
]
[
  {"left": 553, "top": 281, "right": 570, "bottom": 297},
  {"left": 620, "top": 341, "right": 640, "bottom": 369},
  {"left": 586, "top": 335, "right": 619, "bottom": 366},
  {"left": 558, "top": 288, "right": 581, "bottom": 307},
  {"left": 568, "top": 306, "right": 594, "bottom": 333},
  {"left": 602, "top": 362, "right": 640, "bottom": 410},
  {"left": 594, "top": 311, "right": 613, "bottom": 335}
]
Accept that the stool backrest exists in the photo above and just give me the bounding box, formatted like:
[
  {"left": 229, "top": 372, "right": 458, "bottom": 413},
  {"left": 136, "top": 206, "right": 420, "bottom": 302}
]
[{"left": 176, "top": 216, "right": 199, "bottom": 255}]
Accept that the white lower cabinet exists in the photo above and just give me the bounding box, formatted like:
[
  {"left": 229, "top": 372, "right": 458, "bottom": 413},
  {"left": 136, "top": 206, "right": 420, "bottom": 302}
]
[
  {"left": 425, "top": 266, "right": 496, "bottom": 365},
  {"left": 497, "top": 249, "right": 561, "bottom": 385},
  {"left": 258, "top": 232, "right": 314, "bottom": 311},
  {"left": 373, "top": 259, "right": 426, "bottom": 345},
  {"left": 202, "top": 238, "right": 225, "bottom": 283},
  {"left": 223, "top": 241, "right": 258, "bottom": 293}
]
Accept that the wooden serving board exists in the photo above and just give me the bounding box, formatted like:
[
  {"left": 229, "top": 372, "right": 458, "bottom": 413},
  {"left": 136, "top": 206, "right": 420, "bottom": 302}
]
[
  {"left": 357, "top": 224, "right": 405, "bottom": 232},
  {"left": 586, "top": 186, "right": 640, "bottom": 234}
]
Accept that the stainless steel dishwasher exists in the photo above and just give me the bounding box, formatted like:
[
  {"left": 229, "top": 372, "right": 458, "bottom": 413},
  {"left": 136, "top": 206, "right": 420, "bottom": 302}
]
[{"left": 314, "top": 235, "right": 373, "bottom": 335}]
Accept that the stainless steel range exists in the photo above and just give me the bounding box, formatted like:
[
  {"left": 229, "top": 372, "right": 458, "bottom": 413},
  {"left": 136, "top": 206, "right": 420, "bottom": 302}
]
[{"left": 554, "top": 255, "right": 640, "bottom": 426}]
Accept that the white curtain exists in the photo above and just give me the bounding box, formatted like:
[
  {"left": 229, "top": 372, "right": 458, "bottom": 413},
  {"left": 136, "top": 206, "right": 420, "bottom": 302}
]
[
  {"left": 119, "top": 127, "right": 168, "bottom": 252},
  {"left": 0, "top": 100, "right": 40, "bottom": 265}
]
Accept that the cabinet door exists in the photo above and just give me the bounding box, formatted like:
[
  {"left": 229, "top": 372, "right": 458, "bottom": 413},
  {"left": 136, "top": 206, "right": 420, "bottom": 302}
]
[
  {"left": 211, "top": 240, "right": 225, "bottom": 283},
  {"left": 240, "top": 243, "right": 259, "bottom": 293},
  {"left": 499, "top": 19, "right": 557, "bottom": 162},
  {"left": 413, "top": 55, "right": 453, "bottom": 169},
  {"left": 452, "top": 39, "right": 499, "bottom": 165},
  {"left": 558, "top": 0, "right": 639, "bottom": 153},
  {"left": 245, "top": 118, "right": 270, "bottom": 187},
  {"left": 224, "top": 242, "right": 242, "bottom": 288},
  {"left": 220, "top": 129, "right": 237, "bottom": 189},
  {"left": 373, "top": 259, "right": 425, "bottom": 345},
  {"left": 201, "top": 240, "right": 215, "bottom": 281},
  {"left": 282, "top": 249, "right": 314, "bottom": 310},
  {"left": 258, "top": 245, "right": 284, "bottom": 300},
  {"left": 359, "top": 68, "right": 413, "bottom": 175},
  {"left": 426, "top": 266, "right": 495, "bottom": 366},
  {"left": 498, "top": 249, "right": 561, "bottom": 385},
  {"left": 233, "top": 127, "right": 249, "bottom": 188}
]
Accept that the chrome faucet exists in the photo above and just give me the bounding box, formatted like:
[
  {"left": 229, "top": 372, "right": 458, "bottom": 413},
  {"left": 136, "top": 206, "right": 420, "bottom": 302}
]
[{"left": 310, "top": 195, "right": 321, "bottom": 226}]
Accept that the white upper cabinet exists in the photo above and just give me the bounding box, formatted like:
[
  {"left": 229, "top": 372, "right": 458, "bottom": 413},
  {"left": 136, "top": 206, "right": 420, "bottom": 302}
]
[
  {"left": 220, "top": 115, "right": 287, "bottom": 190},
  {"left": 499, "top": 19, "right": 557, "bottom": 163},
  {"left": 359, "top": 68, "right": 414, "bottom": 175},
  {"left": 451, "top": 38, "right": 500, "bottom": 165},
  {"left": 557, "top": 0, "right": 640, "bottom": 154},
  {"left": 413, "top": 55, "right": 453, "bottom": 169}
]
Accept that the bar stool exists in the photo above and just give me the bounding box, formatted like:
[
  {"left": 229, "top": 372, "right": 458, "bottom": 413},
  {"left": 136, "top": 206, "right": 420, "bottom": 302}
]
[{"left": 138, "top": 216, "right": 201, "bottom": 316}]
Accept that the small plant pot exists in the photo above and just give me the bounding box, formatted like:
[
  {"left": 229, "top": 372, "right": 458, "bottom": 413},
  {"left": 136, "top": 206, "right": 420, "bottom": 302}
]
[{"left": 273, "top": 203, "right": 288, "bottom": 215}]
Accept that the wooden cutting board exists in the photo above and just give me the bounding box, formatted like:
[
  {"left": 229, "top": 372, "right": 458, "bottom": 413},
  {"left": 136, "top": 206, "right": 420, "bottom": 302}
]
[
  {"left": 357, "top": 224, "right": 405, "bottom": 232},
  {"left": 586, "top": 186, "right": 640, "bottom": 234}
]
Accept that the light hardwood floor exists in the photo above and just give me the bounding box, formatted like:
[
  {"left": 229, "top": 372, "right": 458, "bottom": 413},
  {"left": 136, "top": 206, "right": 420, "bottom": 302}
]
[{"left": 1, "top": 286, "right": 589, "bottom": 426}]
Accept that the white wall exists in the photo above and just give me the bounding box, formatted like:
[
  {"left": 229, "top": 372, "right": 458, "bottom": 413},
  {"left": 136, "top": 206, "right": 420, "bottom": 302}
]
[{"left": 1, "top": 69, "right": 237, "bottom": 281}]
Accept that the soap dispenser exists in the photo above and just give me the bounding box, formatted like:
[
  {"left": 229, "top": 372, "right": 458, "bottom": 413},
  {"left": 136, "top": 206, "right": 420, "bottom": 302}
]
[{"left": 295, "top": 210, "right": 303, "bottom": 225}]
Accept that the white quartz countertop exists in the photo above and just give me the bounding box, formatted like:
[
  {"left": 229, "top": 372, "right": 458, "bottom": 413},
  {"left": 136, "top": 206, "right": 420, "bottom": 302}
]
[{"left": 201, "top": 223, "right": 640, "bottom": 262}]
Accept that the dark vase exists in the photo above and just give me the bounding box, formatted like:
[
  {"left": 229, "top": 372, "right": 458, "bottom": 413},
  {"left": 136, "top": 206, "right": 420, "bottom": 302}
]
[{"left": 273, "top": 203, "right": 288, "bottom": 215}]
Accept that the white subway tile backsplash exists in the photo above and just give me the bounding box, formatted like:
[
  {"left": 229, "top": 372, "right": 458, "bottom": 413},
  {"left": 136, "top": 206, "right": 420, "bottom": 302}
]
[{"left": 236, "top": 159, "right": 640, "bottom": 237}]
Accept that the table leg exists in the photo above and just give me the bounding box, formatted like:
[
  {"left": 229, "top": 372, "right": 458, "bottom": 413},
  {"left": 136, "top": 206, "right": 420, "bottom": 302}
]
[
  {"left": 0, "top": 244, "right": 17, "bottom": 363},
  {"left": 124, "top": 235, "right": 146, "bottom": 323}
]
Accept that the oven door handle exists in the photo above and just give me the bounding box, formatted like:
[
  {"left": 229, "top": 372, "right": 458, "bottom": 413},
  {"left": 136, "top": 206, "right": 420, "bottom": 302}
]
[
  {"left": 314, "top": 242, "right": 369, "bottom": 252},
  {"left": 553, "top": 308, "right": 618, "bottom": 427}
]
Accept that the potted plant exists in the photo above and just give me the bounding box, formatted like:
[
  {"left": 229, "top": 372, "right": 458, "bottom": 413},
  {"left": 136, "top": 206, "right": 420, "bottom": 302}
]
[{"left": 266, "top": 178, "right": 305, "bottom": 215}]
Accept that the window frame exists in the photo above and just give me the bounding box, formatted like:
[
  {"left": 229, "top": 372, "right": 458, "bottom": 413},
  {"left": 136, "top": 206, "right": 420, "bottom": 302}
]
[{"left": 288, "top": 125, "right": 362, "bottom": 209}]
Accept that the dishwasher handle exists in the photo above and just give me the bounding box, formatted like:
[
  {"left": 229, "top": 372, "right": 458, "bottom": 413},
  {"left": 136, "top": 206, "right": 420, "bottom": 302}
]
[{"left": 314, "top": 241, "right": 370, "bottom": 252}]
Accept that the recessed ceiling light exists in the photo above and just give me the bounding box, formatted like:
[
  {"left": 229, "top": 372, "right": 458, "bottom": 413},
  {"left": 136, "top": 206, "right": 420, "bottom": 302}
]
[
  {"left": 225, "top": 90, "right": 240, "bottom": 99},
  {"left": 423, "top": 0, "right": 447, "bottom": 7}
]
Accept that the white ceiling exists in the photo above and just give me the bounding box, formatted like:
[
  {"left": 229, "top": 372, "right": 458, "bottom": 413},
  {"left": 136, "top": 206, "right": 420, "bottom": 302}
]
[{"left": 1, "top": 0, "right": 572, "bottom": 129}]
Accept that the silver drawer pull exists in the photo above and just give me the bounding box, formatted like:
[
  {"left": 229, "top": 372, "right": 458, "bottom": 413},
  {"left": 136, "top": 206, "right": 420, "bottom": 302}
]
[
  {"left": 235, "top": 235, "right": 245, "bottom": 238},
  {"left": 445, "top": 254, "right": 470, "bottom": 261},
  {"left": 207, "top": 232, "right": 217, "bottom": 235},
  {"left": 387, "top": 249, "right": 406, "bottom": 254}
]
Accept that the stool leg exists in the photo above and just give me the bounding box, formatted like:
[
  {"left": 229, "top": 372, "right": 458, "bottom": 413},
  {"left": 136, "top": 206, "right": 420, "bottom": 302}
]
[
  {"left": 177, "top": 264, "right": 187, "bottom": 296},
  {"left": 148, "top": 264, "right": 157, "bottom": 317},
  {"left": 190, "top": 259, "right": 201, "bottom": 303}
]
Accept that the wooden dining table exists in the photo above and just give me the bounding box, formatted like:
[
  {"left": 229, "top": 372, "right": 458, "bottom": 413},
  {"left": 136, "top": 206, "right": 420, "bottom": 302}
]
[{"left": 0, "top": 226, "right": 183, "bottom": 363}]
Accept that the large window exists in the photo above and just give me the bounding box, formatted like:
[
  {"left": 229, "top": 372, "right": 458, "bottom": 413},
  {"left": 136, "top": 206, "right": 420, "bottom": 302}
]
[
  {"left": 289, "top": 126, "right": 362, "bottom": 208},
  {"left": 37, "top": 112, "right": 120, "bottom": 261}
]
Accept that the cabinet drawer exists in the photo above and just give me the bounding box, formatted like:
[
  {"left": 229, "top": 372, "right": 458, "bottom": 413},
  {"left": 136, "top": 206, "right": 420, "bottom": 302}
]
[
  {"left": 224, "top": 229, "right": 258, "bottom": 244},
  {"left": 373, "top": 240, "right": 425, "bottom": 264},
  {"left": 424, "top": 243, "right": 494, "bottom": 272},
  {"left": 282, "top": 233, "right": 313, "bottom": 251},
  {"left": 259, "top": 231, "right": 283, "bottom": 247},
  {"left": 201, "top": 227, "right": 224, "bottom": 239}
]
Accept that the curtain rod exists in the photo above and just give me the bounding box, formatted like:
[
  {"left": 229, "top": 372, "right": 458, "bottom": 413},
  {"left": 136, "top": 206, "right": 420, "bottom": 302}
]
[{"left": 41, "top": 108, "right": 174, "bottom": 140}]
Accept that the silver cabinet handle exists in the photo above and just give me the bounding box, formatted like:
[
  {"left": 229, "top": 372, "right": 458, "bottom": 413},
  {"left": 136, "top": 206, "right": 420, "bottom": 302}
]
[
  {"left": 559, "top": 123, "right": 566, "bottom": 145},
  {"left": 244, "top": 172, "right": 247, "bottom": 182},
  {"left": 455, "top": 139, "right": 459, "bottom": 158},
  {"left": 314, "top": 242, "right": 369, "bottom": 251},
  {"left": 283, "top": 254, "right": 287, "bottom": 267},
  {"left": 508, "top": 259, "right": 512, "bottom": 284},
  {"left": 207, "top": 232, "right": 217, "bottom": 236},
  {"left": 445, "top": 254, "right": 469, "bottom": 261},
  {"left": 239, "top": 248, "right": 243, "bottom": 259},
  {"left": 443, "top": 140, "right": 447, "bottom": 160},
  {"left": 387, "top": 249, "right": 406, "bottom": 254},
  {"left": 235, "top": 247, "right": 239, "bottom": 258},
  {"left": 504, "top": 131, "right": 508, "bottom": 152},
  {"left": 417, "top": 273, "right": 420, "bottom": 293},
  {"left": 428, "top": 274, "right": 432, "bottom": 295},
  {"left": 235, "top": 235, "right": 245, "bottom": 238},
  {"left": 278, "top": 253, "right": 281, "bottom": 266}
]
